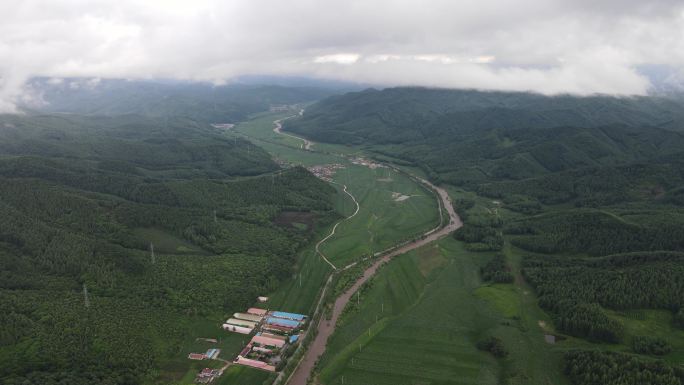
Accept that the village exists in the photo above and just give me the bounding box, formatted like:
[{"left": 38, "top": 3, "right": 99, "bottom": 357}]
[
  {"left": 187, "top": 297, "right": 308, "bottom": 383},
  {"left": 307, "top": 163, "right": 345, "bottom": 181}
]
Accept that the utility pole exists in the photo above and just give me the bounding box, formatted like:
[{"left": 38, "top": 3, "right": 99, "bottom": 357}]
[
  {"left": 150, "top": 242, "right": 155, "bottom": 264},
  {"left": 213, "top": 209, "right": 217, "bottom": 223}
]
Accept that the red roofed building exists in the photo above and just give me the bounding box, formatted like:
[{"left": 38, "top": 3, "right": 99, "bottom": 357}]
[{"left": 247, "top": 307, "right": 268, "bottom": 316}]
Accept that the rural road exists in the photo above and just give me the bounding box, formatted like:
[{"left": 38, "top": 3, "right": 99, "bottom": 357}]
[
  {"left": 274, "top": 115, "right": 313, "bottom": 150},
  {"left": 286, "top": 180, "right": 461, "bottom": 385},
  {"left": 271, "top": 113, "right": 463, "bottom": 385},
  {"left": 315, "top": 181, "right": 360, "bottom": 271}
]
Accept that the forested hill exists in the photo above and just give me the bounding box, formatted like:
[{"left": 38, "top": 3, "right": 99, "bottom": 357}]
[
  {"left": 0, "top": 112, "right": 337, "bottom": 385},
  {"left": 287, "top": 87, "right": 684, "bottom": 144},
  {"left": 286, "top": 87, "right": 684, "bottom": 185},
  {"left": 0, "top": 113, "right": 277, "bottom": 177},
  {"left": 24, "top": 78, "right": 336, "bottom": 123},
  {"left": 287, "top": 87, "right": 684, "bottom": 385}
]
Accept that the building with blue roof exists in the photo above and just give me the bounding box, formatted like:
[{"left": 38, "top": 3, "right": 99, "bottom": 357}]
[
  {"left": 266, "top": 317, "right": 300, "bottom": 328},
  {"left": 205, "top": 348, "right": 219, "bottom": 359},
  {"left": 271, "top": 311, "right": 307, "bottom": 321}
]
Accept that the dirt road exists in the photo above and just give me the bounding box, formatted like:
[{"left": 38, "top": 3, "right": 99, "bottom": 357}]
[
  {"left": 315, "top": 181, "right": 360, "bottom": 270},
  {"left": 285, "top": 175, "right": 462, "bottom": 385},
  {"left": 273, "top": 116, "right": 313, "bottom": 150},
  {"left": 267, "top": 113, "right": 463, "bottom": 385}
]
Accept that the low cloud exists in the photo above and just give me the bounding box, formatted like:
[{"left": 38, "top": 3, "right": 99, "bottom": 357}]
[{"left": 1, "top": 0, "right": 683, "bottom": 112}]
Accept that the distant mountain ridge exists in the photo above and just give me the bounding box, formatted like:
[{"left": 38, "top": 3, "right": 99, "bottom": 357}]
[
  {"left": 23, "top": 78, "right": 337, "bottom": 123},
  {"left": 286, "top": 87, "right": 684, "bottom": 185}
]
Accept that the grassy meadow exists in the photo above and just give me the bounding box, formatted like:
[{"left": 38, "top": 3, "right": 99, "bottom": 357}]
[
  {"left": 233, "top": 111, "right": 441, "bottom": 270},
  {"left": 195, "top": 111, "right": 440, "bottom": 385},
  {"left": 316, "top": 237, "right": 569, "bottom": 385}
]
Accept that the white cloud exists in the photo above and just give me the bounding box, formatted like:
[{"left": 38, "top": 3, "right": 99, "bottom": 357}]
[
  {"left": 313, "top": 54, "right": 360, "bottom": 65},
  {"left": 0, "top": 0, "right": 684, "bottom": 112}
]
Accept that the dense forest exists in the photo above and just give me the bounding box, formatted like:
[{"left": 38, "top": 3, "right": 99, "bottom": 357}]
[
  {"left": 564, "top": 350, "right": 684, "bottom": 385},
  {"left": 286, "top": 87, "right": 684, "bottom": 185},
  {"left": 0, "top": 111, "right": 336, "bottom": 384},
  {"left": 522, "top": 252, "right": 683, "bottom": 342},
  {"left": 288, "top": 87, "right": 684, "bottom": 385}
]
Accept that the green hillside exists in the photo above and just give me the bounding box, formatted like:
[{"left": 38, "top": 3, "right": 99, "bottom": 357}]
[
  {"left": 286, "top": 87, "right": 684, "bottom": 185},
  {"left": 0, "top": 112, "right": 336, "bottom": 385},
  {"left": 284, "top": 87, "right": 684, "bottom": 385}
]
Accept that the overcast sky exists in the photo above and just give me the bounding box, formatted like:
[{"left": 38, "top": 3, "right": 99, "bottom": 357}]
[{"left": 1, "top": 0, "right": 684, "bottom": 112}]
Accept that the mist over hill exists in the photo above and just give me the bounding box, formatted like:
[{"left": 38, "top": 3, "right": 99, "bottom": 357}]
[{"left": 21, "top": 78, "right": 339, "bottom": 123}]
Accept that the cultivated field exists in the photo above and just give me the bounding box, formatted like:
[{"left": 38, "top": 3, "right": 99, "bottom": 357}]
[
  {"left": 196, "top": 111, "right": 441, "bottom": 385},
  {"left": 317, "top": 237, "right": 570, "bottom": 385}
]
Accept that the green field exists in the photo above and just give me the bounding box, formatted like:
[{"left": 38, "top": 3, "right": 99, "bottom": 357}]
[
  {"left": 133, "top": 227, "right": 209, "bottom": 255},
  {"left": 234, "top": 112, "right": 440, "bottom": 269},
  {"left": 192, "top": 112, "right": 441, "bottom": 385},
  {"left": 216, "top": 365, "right": 272, "bottom": 385},
  {"left": 320, "top": 164, "right": 440, "bottom": 267},
  {"left": 316, "top": 238, "right": 569, "bottom": 385}
]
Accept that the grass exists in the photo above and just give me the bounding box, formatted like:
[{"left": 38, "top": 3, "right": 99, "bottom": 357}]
[
  {"left": 234, "top": 112, "right": 440, "bottom": 270},
  {"left": 320, "top": 164, "right": 440, "bottom": 267},
  {"left": 165, "top": 317, "right": 261, "bottom": 385},
  {"left": 232, "top": 113, "right": 341, "bottom": 167},
  {"left": 133, "top": 227, "right": 209, "bottom": 255},
  {"left": 262, "top": 183, "right": 352, "bottom": 316},
  {"left": 318, "top": 238, "right": 570, "bottom": 385},
  {"left": 235, "top": 113, "right": 564, "bottom": 384},
  {"left": 609, "top": 309, "right": 684, "bottom": 364},
  {"left": 318, "top": 238, "right": 502, "bottom": 385},
  {"left": 475, "top": 284, "right": 521, "bottom": 319},
  {"left": 200, "top": 111, "right": 441, "bottom": 385},
  {"left": 216, "top": 365, "right": 272, "bottom": 385}
]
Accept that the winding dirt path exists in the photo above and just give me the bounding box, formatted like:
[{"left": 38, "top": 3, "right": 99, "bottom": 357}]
[
  {"left": 315, "top": 181, "right": 360, "bottom": 270},
  {"left": 268, "top": 112, "right": 463, "bottom": 385},
  {"left": 287, "top": 180, "right": 461, "bottom": 385}
]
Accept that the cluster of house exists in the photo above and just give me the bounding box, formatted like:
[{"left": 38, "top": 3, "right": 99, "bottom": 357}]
[
  {"left": 307, "top": 164, "right": 345, "bottom": 181},
  {"left": 187, "top": 348, "right": 224, "bottom": 383},
  {"left": 187, "top": 348, "right": 221, "bottom": 361},
  {"left": 224, "top": 307, "right": 308, "bottom": 372},
  {"left": 195, "top": 368, "right": 220, "bottom": 384}
]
